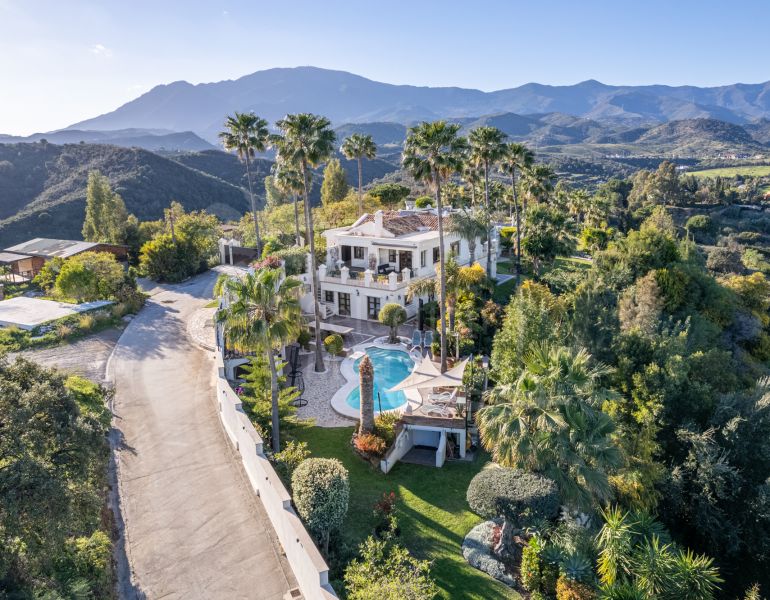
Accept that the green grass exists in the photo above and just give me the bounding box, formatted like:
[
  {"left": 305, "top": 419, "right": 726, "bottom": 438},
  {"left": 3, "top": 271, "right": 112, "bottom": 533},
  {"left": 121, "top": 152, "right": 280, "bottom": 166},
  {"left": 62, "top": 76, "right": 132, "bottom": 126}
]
[
  {"left": 292, "top": 425, "right": 518, "bottom": 600},
  {"left": 686, "top": 165, "right": 770, "bottom": 178}
]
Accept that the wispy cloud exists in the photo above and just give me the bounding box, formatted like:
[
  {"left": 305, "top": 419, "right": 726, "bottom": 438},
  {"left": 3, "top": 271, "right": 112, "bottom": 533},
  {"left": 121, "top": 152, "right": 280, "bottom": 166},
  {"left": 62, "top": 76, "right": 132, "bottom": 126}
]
[{"left": 89, "top": 43, "right": 113, "bottom": 58}]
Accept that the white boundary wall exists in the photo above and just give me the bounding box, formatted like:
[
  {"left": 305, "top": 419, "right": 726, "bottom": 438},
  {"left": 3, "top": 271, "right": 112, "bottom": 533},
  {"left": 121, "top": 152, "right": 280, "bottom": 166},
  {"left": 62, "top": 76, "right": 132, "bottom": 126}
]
[{"left": 214, "top": 350, "right": 337, "bottom": 599}]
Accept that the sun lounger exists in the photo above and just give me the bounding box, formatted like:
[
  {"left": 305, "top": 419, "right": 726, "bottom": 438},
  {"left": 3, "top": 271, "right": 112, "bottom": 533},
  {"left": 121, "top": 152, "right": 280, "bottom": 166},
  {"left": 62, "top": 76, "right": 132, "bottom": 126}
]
[
  {"left": 408, "top": 329, "right": 422, "bottom": 352},
  {"left": 423, "top": 404, "right": 451, "bottom": 417},
  {"left": 422, "top": 330, "right": 433, "bottom": 356}
]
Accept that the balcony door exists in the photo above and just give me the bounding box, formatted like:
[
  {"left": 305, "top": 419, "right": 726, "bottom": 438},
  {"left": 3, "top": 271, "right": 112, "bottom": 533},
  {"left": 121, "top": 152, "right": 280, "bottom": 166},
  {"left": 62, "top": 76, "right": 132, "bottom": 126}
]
[
  {"left": 367, "top": 296, "right": 381, "bottom": 320},
  {"left": 398, "top": 251, "right": 413, "bottom": 272}
]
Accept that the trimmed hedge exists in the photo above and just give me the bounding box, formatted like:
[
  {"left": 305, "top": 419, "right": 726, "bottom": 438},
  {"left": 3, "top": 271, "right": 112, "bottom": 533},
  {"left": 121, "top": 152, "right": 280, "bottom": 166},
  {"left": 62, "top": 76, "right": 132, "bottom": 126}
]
[{"left": 467, "top": 467, "right": 560, "bottom": 527}]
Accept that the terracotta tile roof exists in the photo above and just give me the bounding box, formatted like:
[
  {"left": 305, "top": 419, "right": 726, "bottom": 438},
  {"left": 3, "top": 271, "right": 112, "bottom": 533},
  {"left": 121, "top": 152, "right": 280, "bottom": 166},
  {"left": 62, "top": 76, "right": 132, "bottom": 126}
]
[{"left": 358, "top": 211, "right": 452, "bottom": 236}]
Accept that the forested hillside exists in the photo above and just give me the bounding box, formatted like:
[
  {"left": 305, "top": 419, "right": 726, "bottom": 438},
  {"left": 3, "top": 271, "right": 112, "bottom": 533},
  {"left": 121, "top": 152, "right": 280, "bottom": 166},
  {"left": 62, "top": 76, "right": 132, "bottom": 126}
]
[{"left": 0, "top": 142, "right": 249, "bottom": 245}]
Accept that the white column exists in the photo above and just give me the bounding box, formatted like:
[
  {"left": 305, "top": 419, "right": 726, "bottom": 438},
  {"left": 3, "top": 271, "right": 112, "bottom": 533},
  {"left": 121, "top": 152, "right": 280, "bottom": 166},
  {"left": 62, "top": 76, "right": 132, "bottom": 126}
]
[
  {"left": 388, "top": 271, "right": 398, "bottom": 290},
  {"left": 340, "top": 266, "right": 349, "bottom": 283},
  {"left": 401, "top": 267, "right": 411, "bottom": 283},
  {"left": 364, "top": 269, "right": 373, "bottom": 287},
  {"left": 319, "top": 264, "right": 327, "bottom": 280}
]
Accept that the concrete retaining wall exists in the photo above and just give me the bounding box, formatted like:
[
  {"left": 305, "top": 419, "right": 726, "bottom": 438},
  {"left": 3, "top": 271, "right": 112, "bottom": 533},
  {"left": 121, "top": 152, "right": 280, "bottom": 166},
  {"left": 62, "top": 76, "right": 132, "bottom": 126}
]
[{"left": 214, "top": 351, "right": 337, "bottom": 599}]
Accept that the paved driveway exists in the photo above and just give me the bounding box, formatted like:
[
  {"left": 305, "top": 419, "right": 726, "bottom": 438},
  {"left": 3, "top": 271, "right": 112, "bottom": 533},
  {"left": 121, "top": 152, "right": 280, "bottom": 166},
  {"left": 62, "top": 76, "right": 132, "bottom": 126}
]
[{"left": 111, "top": 271, "right": 294, "bottom": 599}]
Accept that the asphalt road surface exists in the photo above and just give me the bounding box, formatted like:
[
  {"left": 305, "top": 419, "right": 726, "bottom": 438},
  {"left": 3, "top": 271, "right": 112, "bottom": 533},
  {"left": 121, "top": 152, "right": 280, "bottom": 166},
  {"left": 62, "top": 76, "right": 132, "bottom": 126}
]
[{"left": 110, "top": 271, "right": 295, "bottom": 599}]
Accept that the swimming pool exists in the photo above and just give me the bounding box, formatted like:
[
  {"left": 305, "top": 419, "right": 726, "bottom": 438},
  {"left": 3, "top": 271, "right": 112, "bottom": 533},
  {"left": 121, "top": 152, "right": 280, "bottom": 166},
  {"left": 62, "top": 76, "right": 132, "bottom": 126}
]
[{"left": 345, "top": 346, "right": 414, "bottom": 412}]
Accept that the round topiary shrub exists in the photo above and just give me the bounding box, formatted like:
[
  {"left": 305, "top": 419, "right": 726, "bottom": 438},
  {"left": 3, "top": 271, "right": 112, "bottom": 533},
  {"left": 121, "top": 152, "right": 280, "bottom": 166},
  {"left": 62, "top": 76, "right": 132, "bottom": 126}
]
[
  {"left": 467, "top": 467, "right": 560, "bottom": 528},
  {"left": 324, "top": 333, "right": 344, "bottom": 356},
  {"left": 378, "top": 303, "right": 407, "bottom": 343},
  {"left": 292, "top": 458, "right": 349, "bottom": 553}
]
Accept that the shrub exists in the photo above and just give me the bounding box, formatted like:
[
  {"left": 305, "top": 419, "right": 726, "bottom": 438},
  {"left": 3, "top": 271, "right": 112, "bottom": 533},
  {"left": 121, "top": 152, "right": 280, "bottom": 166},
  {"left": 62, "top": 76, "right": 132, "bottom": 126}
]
[
  {"left": 414, "top": 195, "right": 433, "bottom": 208},
  {"left": 344, "top": 537, "right": 438, "bottom": 600},
  {"left": 54, "top": 251, "right": 126, "bottom": 302},
  {"left": 324, "top": 333, "right": 344, "bottom": 356},
  {"left": 374, "top": 412, "right": 399, "bottom": 445},
  {"left": 65, "top": 530, "right": 112, "bottom": 594},
  {"left": 466, "top": 467, "right": 560, "bottom": 528},
  {"left": 77, "top": 314, "right": 96, "bottom": 331},
  {"left": 111, "top": 302, "right": 130, "bottom": 319},
  {"left": 556, "top": 576, "right": 597, "bottom": 600},
  {"left": 378, "top": 303, "right": 408, "bottom": 344},
  {"left": 252, "top": 255, "right": 282, "bottom": 270},
  {"left": 56, "top": 322, "right": 74, "bottom": 339},
  {"left": 275, "top": 247, "right": 308, "bottom": 276},
  {"left": 292, "top": 458, "right": 349, "bottom": 553},
  {"left": 521, "top": 536, "right": 545, "bottom": 592},
  {"left": 297, "top": 328, "right": 312, "bottom": 350},
  {"left": 354, "top": 433, "right": 387, "bottom": 456},
  {"left": 274, "top": 440, "right": 310, "bottom": 483},
  {"left": 686, "top": 214, "right": 716, "bottom": 236}
]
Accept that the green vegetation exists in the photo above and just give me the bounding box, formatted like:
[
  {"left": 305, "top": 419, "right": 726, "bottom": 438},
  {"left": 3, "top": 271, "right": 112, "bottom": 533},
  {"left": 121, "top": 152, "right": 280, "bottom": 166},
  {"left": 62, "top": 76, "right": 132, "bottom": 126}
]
[
  {"left": 292, "top": 426, "right": 516, "bottom": 599},
  {"left": 686, "top": 164, "right": 770, "bottom": 178},
  {"left": 82, "top": 170, "right": 129, "bottom": 243},
  {"left": 0, "top": 357, "right": 112, "bottom": 597},
  {"left": 215, "top": 266, "right": 301, "bottom": 452}
]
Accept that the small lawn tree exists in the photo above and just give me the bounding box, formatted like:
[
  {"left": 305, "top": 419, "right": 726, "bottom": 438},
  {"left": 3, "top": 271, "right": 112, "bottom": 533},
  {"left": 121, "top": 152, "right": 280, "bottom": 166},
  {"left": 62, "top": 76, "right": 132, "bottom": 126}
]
[
  {"left": 292, "top": 458, "right": 349, "bottom": 555},
  {"left": 359, "top": 354, "right": 374, "bottom": 434},
  {"left": 344, "top": 537, "right": 438, "bottom": 600},
  {"left": 467, "top": 467, "right": 560, "bottom": 557},
  {"left": 378, "top": 303, "right": 407, "bottom": 344}
]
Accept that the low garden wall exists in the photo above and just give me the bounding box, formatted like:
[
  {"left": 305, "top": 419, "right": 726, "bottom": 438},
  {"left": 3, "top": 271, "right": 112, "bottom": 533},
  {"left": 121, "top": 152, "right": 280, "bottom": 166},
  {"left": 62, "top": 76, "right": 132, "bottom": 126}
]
[{"left": 214, "top": 350, "right": 337, "bottom": 600}]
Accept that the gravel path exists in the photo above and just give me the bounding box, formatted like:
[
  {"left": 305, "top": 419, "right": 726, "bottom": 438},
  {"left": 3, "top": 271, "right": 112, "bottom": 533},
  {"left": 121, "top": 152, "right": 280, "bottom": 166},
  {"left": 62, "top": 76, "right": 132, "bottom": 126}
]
[{"left": 9, "top": 326, "right": 124, "bottom": 385}]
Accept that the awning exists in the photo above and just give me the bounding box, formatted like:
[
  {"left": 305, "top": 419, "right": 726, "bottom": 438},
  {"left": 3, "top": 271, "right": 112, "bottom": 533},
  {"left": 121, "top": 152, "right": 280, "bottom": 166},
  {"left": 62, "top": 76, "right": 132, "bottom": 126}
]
[
  {"left": 387, "top": 357, "right": 441, "bottom": 391},
  {"left": 411, "top": 358, "right": 470, "bottom": 389}
]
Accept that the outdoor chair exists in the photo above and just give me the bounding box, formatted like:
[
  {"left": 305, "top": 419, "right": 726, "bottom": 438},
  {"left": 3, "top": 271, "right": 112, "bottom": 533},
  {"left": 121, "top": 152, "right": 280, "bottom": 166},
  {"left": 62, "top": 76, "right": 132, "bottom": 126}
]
[
  {"left": 422, "top": 331, "right": 433, "bottom": 356},
  {"left": 408, "top": 329, "right": 422, "bottom": 351},
  {"left": 423, "top": 404, "right": 450, "bottom": 417}
]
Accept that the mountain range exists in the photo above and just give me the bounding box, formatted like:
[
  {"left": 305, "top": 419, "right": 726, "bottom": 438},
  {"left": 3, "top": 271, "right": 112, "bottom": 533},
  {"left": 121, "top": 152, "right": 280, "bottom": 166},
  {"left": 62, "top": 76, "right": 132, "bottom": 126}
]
[{"left": 64, "top": 67, "right": 770, "bottom": 142}]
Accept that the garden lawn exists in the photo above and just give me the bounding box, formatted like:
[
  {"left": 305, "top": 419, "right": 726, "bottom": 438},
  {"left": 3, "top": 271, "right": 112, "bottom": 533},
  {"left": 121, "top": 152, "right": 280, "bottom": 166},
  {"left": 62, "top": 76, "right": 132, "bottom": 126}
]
[{"left": 292, "top": 425, "right": 518, "bottom": 600}]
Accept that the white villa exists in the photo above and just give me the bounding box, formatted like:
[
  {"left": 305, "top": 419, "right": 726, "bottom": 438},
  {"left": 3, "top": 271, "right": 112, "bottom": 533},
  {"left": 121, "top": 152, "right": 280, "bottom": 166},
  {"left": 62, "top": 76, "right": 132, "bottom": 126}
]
[{"left": 300, "top": 208, "right": 496, "bottom": 321}]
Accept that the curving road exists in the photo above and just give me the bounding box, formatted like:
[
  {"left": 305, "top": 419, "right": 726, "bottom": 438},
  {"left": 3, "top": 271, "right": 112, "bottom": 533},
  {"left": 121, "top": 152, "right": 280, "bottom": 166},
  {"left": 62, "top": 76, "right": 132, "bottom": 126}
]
[{"left": 110, "top": 271, "right": 295, "bottom": 599}]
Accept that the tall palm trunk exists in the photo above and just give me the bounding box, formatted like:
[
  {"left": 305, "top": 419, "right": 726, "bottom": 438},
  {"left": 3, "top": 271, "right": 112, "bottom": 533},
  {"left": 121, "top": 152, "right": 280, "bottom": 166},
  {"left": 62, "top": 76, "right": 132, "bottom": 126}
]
[
  {"left": 302, "top": 160, "right": 325, "bottom": 372},
  {"left": 469, "top": 239, "right": 476, "bottom": 264},
  {"left": 434, "top": 167, "right": 448, "bottom": 373},
  {"left": 510, "top": 172, "right": 522, "bottom": 281},
  {"left": 483, "top": 159, "right": 493, "bottom": 275},
  {"left": 266, "top": 348, "right": 281, "bottom": 452},
  {"left": 244, "top": 154, "right": 262, "bottom": 255},
  {"left": 357, "top": 157, "right": 364, "bottom": 216},
  {"left": 292, "top": 193, "right": 302, "bottom": 246}
]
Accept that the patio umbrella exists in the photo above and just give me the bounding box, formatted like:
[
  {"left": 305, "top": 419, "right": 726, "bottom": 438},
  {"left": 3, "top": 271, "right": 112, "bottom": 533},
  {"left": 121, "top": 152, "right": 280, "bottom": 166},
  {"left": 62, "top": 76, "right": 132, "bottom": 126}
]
[
  {"left": 411, "top": 357, "right": 470, "bottom": 389},
  {"left": 387, "top": 356, "right": 441, "bottom": 392}
]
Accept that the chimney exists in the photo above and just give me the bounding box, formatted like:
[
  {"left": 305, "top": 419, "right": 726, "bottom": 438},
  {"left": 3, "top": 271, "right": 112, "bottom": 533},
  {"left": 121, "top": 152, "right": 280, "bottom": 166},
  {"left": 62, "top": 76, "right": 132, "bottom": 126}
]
[{"left": 374, "top": 210, "right": 384, "bottom": 236}]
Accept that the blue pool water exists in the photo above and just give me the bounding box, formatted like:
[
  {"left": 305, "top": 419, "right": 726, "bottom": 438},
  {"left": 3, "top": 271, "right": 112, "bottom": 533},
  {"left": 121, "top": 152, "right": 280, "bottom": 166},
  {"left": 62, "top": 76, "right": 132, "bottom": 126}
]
[{"left": 346, "top": 347, "right": 414, "bottom": 411}]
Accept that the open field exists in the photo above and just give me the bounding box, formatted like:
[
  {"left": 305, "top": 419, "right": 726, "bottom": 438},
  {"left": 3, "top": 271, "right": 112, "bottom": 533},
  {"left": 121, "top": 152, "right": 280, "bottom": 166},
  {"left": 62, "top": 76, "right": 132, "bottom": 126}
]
[
  {"left": 686, "top": 164, "right": 770, "bottom": 178},
  {"left": 292, "top": 425, "right": 517, "bottom": 600}
]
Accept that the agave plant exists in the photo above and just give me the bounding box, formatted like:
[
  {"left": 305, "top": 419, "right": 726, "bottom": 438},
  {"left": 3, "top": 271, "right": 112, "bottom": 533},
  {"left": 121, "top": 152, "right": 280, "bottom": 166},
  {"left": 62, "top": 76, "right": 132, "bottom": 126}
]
[
  {"left": 599, "top": 582, "right": 646, "bottom": 600},
  {"left": 559, "top": 550, "right": 594, "bottom": 584}
]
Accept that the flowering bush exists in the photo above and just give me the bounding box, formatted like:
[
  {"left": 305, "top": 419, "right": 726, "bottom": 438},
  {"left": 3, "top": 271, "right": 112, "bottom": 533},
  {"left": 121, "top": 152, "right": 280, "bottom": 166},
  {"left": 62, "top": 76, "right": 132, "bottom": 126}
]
[
  {"left": 374, "top": 491, "right": 397, "bottom": 518},
  {"left": 354, "top": 433, "right": 387, "bottom": 456},
  {"left": 252, "top": 255, "right": 282, "bottom": 270}
]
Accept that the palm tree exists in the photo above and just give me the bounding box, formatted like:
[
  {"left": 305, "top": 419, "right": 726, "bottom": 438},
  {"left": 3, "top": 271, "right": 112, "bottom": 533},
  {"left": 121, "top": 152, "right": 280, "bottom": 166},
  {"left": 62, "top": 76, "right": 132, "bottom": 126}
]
[
  {"left": 461, "top": 161, "right": 483, "bottom": 207},
  {"left": 407, "top": 256, "right": 486, "bottom": 336},
  {"left": 219, "top": 112, "right": 270, "bottom": 255},
  {"left": 449, "top": 208, "right": 487, "bottom": 264},
  {"left": 341, "top": 133, "right": 377, "bottom": 216},
  {"left": 275, "top": 114, "right": 336, "bottom": 373},
  {"left": 523, "top": 164, "right": 556, "bottom": 206},
  {"left": 359, "top": 354, "right": 374, "bottom": 434},
  {"left": 499, "top": 143, "right": 534, "bottom": 279},
  {"left": 402, "top": 121, "right": 468, "bottom": 372},
  {"left": 215, "top": 268, "right": 301, "bottom": 452},
  {"left": 469, "top": 127, "right": 507, "bottom": 274},
  {"left": 273, "top": 158, "right": 306, "bottom": 246},
  {"left": 476, "top": 343, "right": 623, "bottom": 509}
]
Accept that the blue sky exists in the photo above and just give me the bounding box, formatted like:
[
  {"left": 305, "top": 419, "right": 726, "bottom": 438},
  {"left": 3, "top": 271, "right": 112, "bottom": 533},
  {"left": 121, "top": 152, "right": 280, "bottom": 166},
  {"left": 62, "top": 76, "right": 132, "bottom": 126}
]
[{"left": 1, "top": 0, "right": 769, "bottom": 135}]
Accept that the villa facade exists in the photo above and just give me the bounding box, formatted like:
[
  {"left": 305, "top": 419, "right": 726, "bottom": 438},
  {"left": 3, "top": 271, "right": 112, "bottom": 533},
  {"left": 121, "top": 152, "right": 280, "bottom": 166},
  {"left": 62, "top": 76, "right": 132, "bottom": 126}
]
[{"left": 300, "top": 209, "right": 496, "bottom": 321}]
